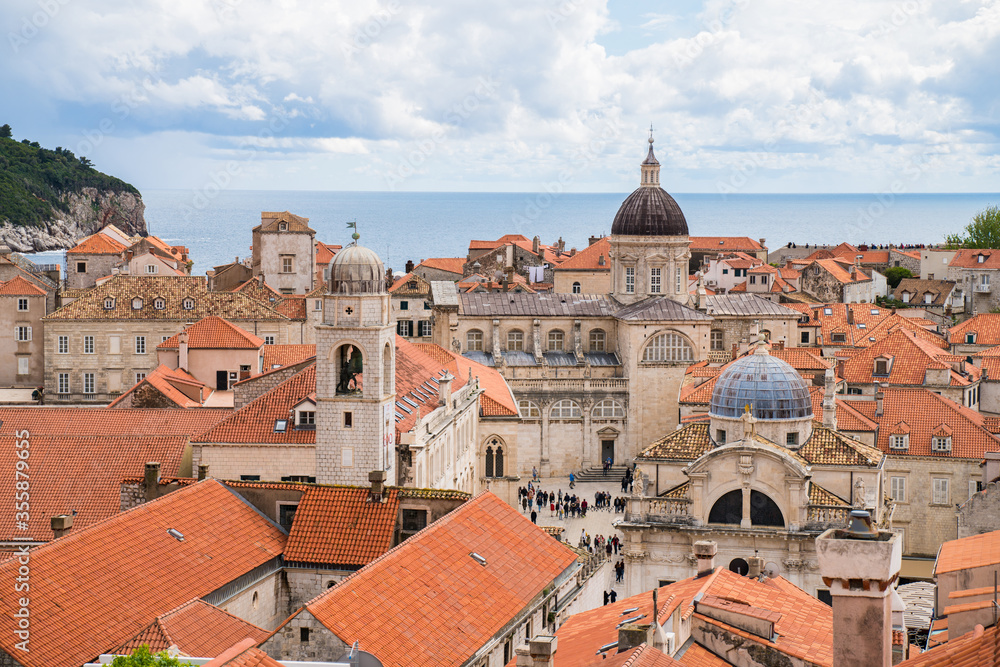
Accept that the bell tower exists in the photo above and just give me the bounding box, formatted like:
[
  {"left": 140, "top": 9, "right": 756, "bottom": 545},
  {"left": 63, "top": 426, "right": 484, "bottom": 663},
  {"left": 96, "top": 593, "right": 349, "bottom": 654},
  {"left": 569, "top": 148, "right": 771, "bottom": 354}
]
[{"left": 315, "top": 230, "right": 396, "bottom": 486}]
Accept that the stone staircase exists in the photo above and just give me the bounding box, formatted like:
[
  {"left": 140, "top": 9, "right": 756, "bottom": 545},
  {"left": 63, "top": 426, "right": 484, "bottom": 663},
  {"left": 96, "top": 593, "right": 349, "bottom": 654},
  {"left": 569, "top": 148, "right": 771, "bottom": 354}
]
[{"left": 573, "top": 465, "right": 629, "bottom": 482}]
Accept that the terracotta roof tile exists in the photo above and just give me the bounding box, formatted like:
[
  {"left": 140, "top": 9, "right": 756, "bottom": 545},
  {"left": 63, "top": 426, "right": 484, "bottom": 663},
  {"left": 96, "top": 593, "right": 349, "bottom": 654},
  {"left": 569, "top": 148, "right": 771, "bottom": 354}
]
[
  {"left": 108, "top": 364, "right": 210, "bottom": 408},
  {"left": 952, "top": 314, "right": 1000, "bottom": 347},
  {"left": 689, "top": 237, "right": 764, "bottom": 252},
  {"left": 46, "top": 275, "right": 288, "bottom": 321},
  {"left": 677, "top": 643, "right": 730, "bottom": 666},
  {"left": 949, "top": 248, "right": 1000, "bottom": 269},
  {"left": 0, "top": 275, "right": 48, "bottom": 296},
  {"left": 554, "top": 237, "right": 611, "bottom": 271},
  {"left": 314, "top": 241, "right": 341, "bottom": 265},
  {"left": 800, "top": 424, "right": 883, "bottom": 466},
  {"left": 284, "top": 487, "right": 400, "bottom": 566},
  {"left": 935, "top": 530, "right": 1000, "bottom": 575},
  {"left": 899, "top": 622, "right": 1000, "bottom": 666},
  {"left": 840, "top": 328, "right": 959, "bottom": 385},
  {"left": 416, "top": 257, "right": 465, "bottom": 275},
  {"left": 208, "top": 645, "right": 286, "bottom": 667},
  {"left": 638, "top": 423, "right": 713, "bottom": 460},
  {"left": 158, "top": 315, "right": 264, "bottom": 349},
  {"left": 255, "top": 210, "right": 315, "bottom": 233},
  {"left": 0, "top": 406, "right": 229, "bottom": 437},
  {"left": 808, "top": 387, "right": 878, "bottom": 432},
  {"left": 67, "top": 232, "right": 128, "bottom": 255},
  {"left": 116, "top": 599, "right": 269, "bottom": 657},
  {"left": 809, "top": 482, "right": 849, "bottom": 506},
  {"left": 304, "top": 492, "right": 578, "bottom": 667},
  {"left": 846, "top": 388, "right": 1000, "bottom": 458},
  {"left": 0, "top": 480, "right": 287, "bottom": 667},
  {"left": 261, "top": 344, "right": 316, "bottom": 370}
]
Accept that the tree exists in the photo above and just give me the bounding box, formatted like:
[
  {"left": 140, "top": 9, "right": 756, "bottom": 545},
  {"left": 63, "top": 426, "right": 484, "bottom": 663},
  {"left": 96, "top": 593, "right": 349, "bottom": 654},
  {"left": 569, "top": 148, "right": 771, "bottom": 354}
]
[
  {"left": 109, "top": 646, "right": 192, "bottom": 667},
  {"left": 0, "top": 124, "right": 11, "bottom": 139},
  {"left": 884, "top": 267, "right": 913, "bottom": 289},
  {"left": 945, "top": 205, "right": 1000, "bottom": 249}
]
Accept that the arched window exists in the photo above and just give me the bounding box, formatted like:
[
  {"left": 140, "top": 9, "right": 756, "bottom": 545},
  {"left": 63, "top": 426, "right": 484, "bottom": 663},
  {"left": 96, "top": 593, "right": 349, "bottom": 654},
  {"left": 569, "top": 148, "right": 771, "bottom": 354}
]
[
  {"left": 572, "top": 282, "right": 581, "bottom": 293},
  {"left": 592, "top": 399, "right": 625, "bottom": 418},
  {"left": 334, "top": 343, "right": 363, "bottom": 395},
  {"left": 507, "top": 329, "right": 524, "bottom": 351},
  {"left": 495, "top": 446, "right": 504, "bottom": 477},
  {"left": 484, "top": 438, "right": 504, "bottom": 478},
  {"left": 383, "top": 342, "right": 392, "bottom": 395},
  {"left": 550, "top": 399, "right": 581, "bottom": 419},
  {"left": 708, "top": 490, "right": 785, "bottom": 527},
  {"left": 589, "top": 329, "right": 606, "bottom": 352},
  {"left": 547, "top": 330, "right": 564, "bottom": 351},
  {"left": 467, "top": 329, "right": 484, "bottom": 351},
  {"left": 518, "top": 400, "right": 540, "bottom": 418},
  {"left": 485, "top": 446, "right": 494, "bottom": 477},
  {"left": 642, "top": 332, "right": 693, "bottom": 362}
]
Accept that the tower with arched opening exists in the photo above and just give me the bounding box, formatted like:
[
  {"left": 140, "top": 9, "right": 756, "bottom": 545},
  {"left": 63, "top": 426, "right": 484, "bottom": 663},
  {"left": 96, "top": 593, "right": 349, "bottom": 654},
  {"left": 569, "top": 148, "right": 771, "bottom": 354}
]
[{"left": 315, "top": 233, "right": 396, "bottom": 485}]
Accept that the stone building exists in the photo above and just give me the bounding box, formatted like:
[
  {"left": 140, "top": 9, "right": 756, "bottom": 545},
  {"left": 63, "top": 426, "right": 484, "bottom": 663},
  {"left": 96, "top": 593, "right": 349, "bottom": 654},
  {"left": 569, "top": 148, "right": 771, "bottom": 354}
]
[
  {"left": 412, "top": 257, "right": 465, "bottom": 282},
  {"left": 551, "top": 237, "right": 611, "bottom": 294},
  {"left": 251, "top": 211, "right": 316, "bottom": 294},
  {"left": 688, "top": 236, "right": 767, "bottom": 273},
  {"left": 0, "top": 275, "right": 47, "bottom": 387},
  {"left": 389, "top": 271, "right": 433, "bottom": 340},
  {"left": 799, "top": 257, "right": 887, "bottom": 303},
  {"left": 891, "top": 278, "right": 962, "bottom": 322},
  {"left": 156, "top": 315, "right": 265, "bottom": 389},
  {"left": 619, "top": 346, "right": 887, "bottom": 598},
  {"left": 42, "top": 275, "right": 290, "bottom": 403},
  {"left": 65, "top": 230, "right": 128, "bottom": 290}
]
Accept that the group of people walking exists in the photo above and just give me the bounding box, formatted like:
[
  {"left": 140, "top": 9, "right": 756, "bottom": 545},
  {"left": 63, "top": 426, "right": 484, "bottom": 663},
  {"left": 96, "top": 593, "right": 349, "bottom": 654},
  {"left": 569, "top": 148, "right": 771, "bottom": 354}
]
[
  {"left": 578, "top": 530, "right": 621, "bottom": 558},
  {"left": 519, "top": 484, "right": 591, "bottom": 523}
]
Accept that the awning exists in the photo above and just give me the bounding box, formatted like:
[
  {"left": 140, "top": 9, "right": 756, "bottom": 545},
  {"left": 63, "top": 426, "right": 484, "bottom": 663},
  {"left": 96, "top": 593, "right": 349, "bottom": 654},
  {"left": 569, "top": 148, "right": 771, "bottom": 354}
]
[{"left": 899, "top": 558, "right": 936, "bottom": 580}]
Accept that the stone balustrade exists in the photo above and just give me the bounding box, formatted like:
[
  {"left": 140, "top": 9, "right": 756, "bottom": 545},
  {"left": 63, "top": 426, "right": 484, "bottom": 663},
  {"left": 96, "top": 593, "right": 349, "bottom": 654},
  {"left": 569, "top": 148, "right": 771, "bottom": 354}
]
[{"left": 506, "top": 378, "right": 628, "bottom": 392}]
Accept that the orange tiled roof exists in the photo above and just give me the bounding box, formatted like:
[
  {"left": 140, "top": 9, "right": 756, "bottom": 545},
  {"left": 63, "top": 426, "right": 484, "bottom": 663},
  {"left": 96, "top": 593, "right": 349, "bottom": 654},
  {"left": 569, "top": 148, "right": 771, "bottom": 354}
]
[
  {"left": 305, "top": 492, "right": 578, "bottom": 667},
  {"left": 256, "top": 210, "right": 315, "bottom": 233},
  {"left": 284, "top": 487, "right": 400, "bottom": 566},
  {"left": 107, "top": 364, "right": 209, "bottom": 408},
  {"left": 553, "top": 237, "right": 611, "bottom": 271},
  {"left": 0, "top": 274, "right": 48, "bottom": 296},
  {"left": 158, "top": 315, "right": 264, "bottom": 349},
  {"left": 809, "top": 258, "right": 871, "bottom": 284},
  {"left": 0, "top": 433, "right": 190, "bottom": 541},
  {"left": 677, "top": 643, "right": 730, "bottom": 666},
  {"left": 841, "top": 328, "right": 971, "bottom": 386},
  {"left": 389, "top": 271, "right": 430, "bottom": 293},
  {"left": 206, "top": 643, "right": 286, "bottom": 667},
  {"left": 0, "top": 480, "right": 287, "bottom": 667},
  {"left": 67, "top": 232, "right": 128, "bottom": 255},
  {"left": 116, "top": 598, "right": 269, "bottom": 657},
  {"left": 949, "top": 248, "right": 1000, "bottom": 269},
  {"left": 808, "top": 387, "right": 878, "bottom": 432},
  {"left": 314, "top": 241, "right": 341, "bottom": 265},
  {"left": 952, "top": 314, "right": 1000, "bottom": 347},
  {"left": 262, "top": 344, "right": 316, "bottom": 370},
  {"left": 801, "top": 425, "right": 883, "bottom": 466},
  {"left": 898, "top": 621, "right": 1000, "bottom": 666},
  {"left": 417, "top": 257, "right": 466, "bottom": 275},
  {"left": 935, "top": 530, "right": 1000, "bottom": 574},
  {"left": 410, "top": 341, "right": 518, "bottom": 419},
  {"left": 0, "top": 407, "right": 229, "bottom": 437},
  {"left": 45, "top": 275, "right": 288, "bottom": 321},
  {"left": 846, "top": 387, "right": 1000, "bottom": 458},
  {"left": 690, "top": 237, "right": 764, "bottom": 252},
  {"left": 639, "top": 423, "right": 713, "bottom": 460}
]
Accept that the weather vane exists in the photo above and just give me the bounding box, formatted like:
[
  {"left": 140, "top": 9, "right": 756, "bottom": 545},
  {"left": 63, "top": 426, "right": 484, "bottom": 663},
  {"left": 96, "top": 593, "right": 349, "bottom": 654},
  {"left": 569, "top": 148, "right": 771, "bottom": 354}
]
[{"left": 346, "top": 220, "right": 359, "bottom": 242}]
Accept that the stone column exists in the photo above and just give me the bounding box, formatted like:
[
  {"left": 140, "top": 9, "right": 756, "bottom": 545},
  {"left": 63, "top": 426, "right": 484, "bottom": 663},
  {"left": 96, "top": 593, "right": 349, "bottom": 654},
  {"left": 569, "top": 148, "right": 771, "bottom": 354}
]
[
  {"left": 581, "top": 398, "right": 593, "bottom": 470},
  {"left": 741, "top": 485, "right": 752, "bottom": 529},
  {"left": 539, "top": 398, "right": 551, "bottom": 477}
]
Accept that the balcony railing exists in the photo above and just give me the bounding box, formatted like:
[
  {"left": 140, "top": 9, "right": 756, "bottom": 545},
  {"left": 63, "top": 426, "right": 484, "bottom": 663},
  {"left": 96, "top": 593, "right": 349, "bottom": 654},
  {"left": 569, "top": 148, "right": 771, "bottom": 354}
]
[
  {"left": 506, "top": 378, "right": 628, "bottom": 392},
  {"left": 707, "top": 351, "right": 732, "bottom": 364},
  {"left": 975, "top": 284, "right": 992, "bottom": 293}
]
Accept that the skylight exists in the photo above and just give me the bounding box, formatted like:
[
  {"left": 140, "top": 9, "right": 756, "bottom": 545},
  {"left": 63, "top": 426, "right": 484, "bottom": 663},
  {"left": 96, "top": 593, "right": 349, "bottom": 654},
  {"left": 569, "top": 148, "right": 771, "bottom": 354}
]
[
  {"left": 274, "top": 419, "right": 287, "bottom": 433},
  {"left": 167, "top": 529, "right": 185, "bottom": 541}
]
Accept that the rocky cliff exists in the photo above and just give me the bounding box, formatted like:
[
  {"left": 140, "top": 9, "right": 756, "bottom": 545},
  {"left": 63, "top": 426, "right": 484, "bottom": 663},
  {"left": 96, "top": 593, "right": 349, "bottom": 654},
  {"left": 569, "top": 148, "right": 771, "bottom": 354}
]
[{"left": 0, "top": 187, "right": 146, "bottom": 252}]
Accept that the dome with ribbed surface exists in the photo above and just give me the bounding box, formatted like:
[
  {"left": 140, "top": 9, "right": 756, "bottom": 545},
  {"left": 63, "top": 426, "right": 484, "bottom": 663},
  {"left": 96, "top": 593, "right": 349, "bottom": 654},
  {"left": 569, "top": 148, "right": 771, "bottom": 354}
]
[
  {"left": 328, "top": 244, "right": 386, "bottom": 295},
  {"left": 710, "top": 349, "right": 813, "bottom": 420},
  {"left": 611, "top": 187, "right": 688, "bottom": 236}
]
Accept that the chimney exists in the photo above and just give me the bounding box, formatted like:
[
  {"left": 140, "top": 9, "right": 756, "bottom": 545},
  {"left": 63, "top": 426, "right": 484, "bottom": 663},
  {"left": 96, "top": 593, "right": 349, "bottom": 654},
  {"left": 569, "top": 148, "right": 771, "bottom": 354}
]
[
  {"left": 759, "top": 238, "right": 766, "bottom": 249},
  {"left": 816, "top": 510, "right": 902, "bottom": 667},
  {"left": 526, "top": 636, "right": 557, "bottom": 667},
  {"left": 558, "top": 237, "right": 565, "bottom": 251},
  {"left": 875, "top": 386, "right": 884, "bottom": 417},
  {"left": 368, "top": 470, "right": 387, "bottom": 503},
  {"left": 822, "top": 368, "right": 837, "bottom": 429},
  {"left": 51, "top": 514, "right": 73, "bottom": 539},
  {"left": 694, "top": 540, "right": 717, "bottom": 577},
  {"left": 589, "top": 235, "right": 601, "bottom": 246},
  {"left": 507, "top": 244, "right": 515, "bottom": 269},
  {"left": 532, "top": 236, "right": 540, "bottom": 254},
  {"left": 178, "top": 331, "right": 189, "bottom": 371},
  {"left": 514, "top": 646, "right": 532, "bottom": 667},
  {"left": 144, "top": 462, "right": 161, "bottom": 503},
  {"left": 855, "top": 254, "right": 863, "bottom": 266},
  {"left": 846, "top": 307, "right": 855, "bottom": 325},
  {"left": 439, "top": 372, "right": 454, "bottom": 412},
  {"left": 570, "top": 247, "right": 576, "bottom": 256},
  {"left": 618, "top": 625, "right": 647, "bottom": 653},
  {"left": 405, "top": 259, "right": 414, "bottom": 273},
  {"left": 748, "top": 555, "right": 764, "bottom": 578},
  {"left": 198, "top": 463, "right": 209, "bottom": 481}
]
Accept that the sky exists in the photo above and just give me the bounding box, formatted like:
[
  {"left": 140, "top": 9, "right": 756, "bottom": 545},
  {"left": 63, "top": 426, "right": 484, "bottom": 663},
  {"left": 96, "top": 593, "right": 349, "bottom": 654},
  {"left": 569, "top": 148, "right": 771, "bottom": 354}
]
[{"left": 2, "top": 0, "right": 999, "bottom": 194}]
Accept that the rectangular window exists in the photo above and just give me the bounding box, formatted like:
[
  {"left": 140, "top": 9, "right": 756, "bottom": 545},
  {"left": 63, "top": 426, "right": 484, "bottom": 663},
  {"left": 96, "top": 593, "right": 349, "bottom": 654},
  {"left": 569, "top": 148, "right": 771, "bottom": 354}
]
[
  {"left": 135, "top": 372, "right": 146, "bottom": 384},
  {"left": 58, "top": 373, "right": 69, "bottom": 394},
  {"left": 58, "top": 335, "right": 68, "bottom": 354},
  {"left": 649, "top": 267, "right": 661, "bottom": 293},
  {"left": 547, "top": 330, "right": 564, "bottom": 351},
  {"left": 241, "top": 475, "right": 261, "bottom": 481},
  {"left": 933, "top": 478, "right": 950, "bottom": 505},
  {"left": 76, "top": 261, "right": 87, "bottom": 273},
  {"left": 14, "top": 326, "right": 31, "bottom": 342},
  {"left": 418, "top": 320, "right": 432, "bottom": 337},
  {"left": 400, "top": 300, "right": 409, "bottom": 310},
  {"left": 467, "top": 330, "right": 483, "bottom": 351},
  {"left": 17, "top": 357, "right": 29, "bottom": 375},
  {"left": 677, "top": 266, "right": 683, "bottom": 293},
  {"left": 17, "top": 298, "right": 28, "bottom": 311},
  {"left": 970, "top": 480, "right": 981, "bottom": 500},
  {"left": 786, "top": 432, "right": 799, "bottom": 446},
  {"left": 83, "top": 335, "right": 94, "bottom": 354},
  {"left": 396, "top": 320, "right": 413, "bottom": 336},
  {"left": 344, "top": 411, "right": 353, "bottom": 428},
  {"left": 297, "top": 411, "right": 316, "bottom": 428},
  {"left": 281, "top": 255, "right": 294, "bottom": 273},
  {"left": 716, "top": 429, "right": 727, "bottom": 444},
  {"left": 801, "top": 331, "right": 810, "bottom": 344},
  {"left": 750, "top": 275, "right": 756, "bottom": 284},
  {"left": 145, "top": 264, "right": 158, "bottom": 274},
  {"left": 83, "top": 372, "right": 95, "bottom": 394},
  {"left": 135, "top": 336, "right": 146, "bottom": 354},
  {"left": 314, "top": 299, "right": 322, "bottom": 311},
  {"left": 507, "top": 330, "right": 524, "bottom": 351},
  {"left": 402, "top": 509, "right": 428, "bottom": 533},
  {"left": 890, "top": 435, "right": 908, "bottom": 449},
  {"left": 710, "top": 330, "right": 724, "bottom": 351},
  {"left": 589, "top": 329, "right": 606, "bottom": 352},
  {"left": 890, "top": 476, "right": 906, "bottom": 502},
  {"left": 109, "top": 335, "right": 121, "bottom": 355},
  {"left": 625, "top": 267, "right": 635, "bottom": 294},
  {"left": 260, "top": 335, "right": 274, "bottom": 345}
]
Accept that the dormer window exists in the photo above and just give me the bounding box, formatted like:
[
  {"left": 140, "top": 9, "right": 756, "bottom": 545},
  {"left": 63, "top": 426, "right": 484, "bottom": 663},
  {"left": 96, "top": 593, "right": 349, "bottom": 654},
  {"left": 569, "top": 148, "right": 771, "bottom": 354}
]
[
  {"left": 131, "top": 297, "right": 143, "bottom": 310},
  {"left": 154, "top": 298, "right": 166, "bottom": 310},
  {"left": 297, "top": 410, "right": 316, "bottom": 429},
  {"left": 823, "top": 308, "right": 832, "bottom": 315},
  {"left": 932, "top": 436, "right": 952, "bottom": 452},
  {"left": 831, "top": 332, "right": 846, "bottom": 343},
  {"left": 890, "top": 435, "right": 909, "bottom": 450},
  {"left": 901, "top": 292, "right": 911, "bottom": 303},
  {"left": 923, "top": 292, "right": 933, "bottom": 304},
  {"left": 408, "top": 281, "right": 417, "bottom": 290},
  {"left": 874, "top": 357, "right": 891, "bottom": 376},
  {"left": 279, "top": 222, "right": 288, "bottom": 231},
  {"left": 103, "top": 298, "right": 115, "bottom": 310},
  {"left": 182, "top": 298, "right": 194, "bottom": 310},
  {"left": 978, "top": 254, "right": 986, "bottom": 263},
  {"left": 966, "top": 332, "right": 977, "bottom": 344}
]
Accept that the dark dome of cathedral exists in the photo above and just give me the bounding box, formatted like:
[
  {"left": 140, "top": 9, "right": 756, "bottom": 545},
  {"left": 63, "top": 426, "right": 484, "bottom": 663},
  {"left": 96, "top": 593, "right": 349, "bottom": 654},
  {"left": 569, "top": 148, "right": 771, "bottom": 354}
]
[
  {"left": 709, "top": 349, "right": 812, "bottom": 420},
  {"left": 610, "top": 186, "right": 689, "bottom": 236}
]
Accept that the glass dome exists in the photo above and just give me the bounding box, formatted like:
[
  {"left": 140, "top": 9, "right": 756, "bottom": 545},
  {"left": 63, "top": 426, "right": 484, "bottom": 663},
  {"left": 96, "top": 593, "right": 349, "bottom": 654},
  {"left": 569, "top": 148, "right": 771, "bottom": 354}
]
[{"left": 709, "top": 350, "right": 813, "bottom": 420}]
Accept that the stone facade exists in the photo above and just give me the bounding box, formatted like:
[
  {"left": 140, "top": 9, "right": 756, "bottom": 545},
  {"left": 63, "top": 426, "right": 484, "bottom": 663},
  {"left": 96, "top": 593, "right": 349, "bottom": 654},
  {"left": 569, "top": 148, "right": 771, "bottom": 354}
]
[
  {"left": 0, "top": 289, "right": 45, "bottom": 387},
  {"left": 609, "top": 234, "right": 691, "bottom": 305},
  {"left": 390, "top": 273, "right": 433, "bottom": 341},
  {"left": 886, "top": 454, "right": 983, "bottom": 557},
  {"left": 958, "top": 481, "right": 1000, "bottom": 539},
  {"left": 261, "top": 608, "right": 348, "bottom": 661},
  {"left": 193, "top": 443, "right": 316, "bottom": 481},
  {"left": 466, "top": 243, "right": 554, "bottom": 285},
  {"left": 889, "top": 248, "right": 921, "bottom": 275},
  {"left": 251, "top": 212, "right": 316, "bottom": 295},
  {"left": 234, "top": 361, "right": 314, "bottom": 409},
  {"left": 65, "top": 250, "right": 121, "bottom": 290},
  {"left": 402, "top": 379, "right": 481, "bottom": 493},
  {"left": 215, "top": 568, "right": 289, "bottom": 631},
  {"left": 552, "top": 269, "right": 610, "bottom": 295}
]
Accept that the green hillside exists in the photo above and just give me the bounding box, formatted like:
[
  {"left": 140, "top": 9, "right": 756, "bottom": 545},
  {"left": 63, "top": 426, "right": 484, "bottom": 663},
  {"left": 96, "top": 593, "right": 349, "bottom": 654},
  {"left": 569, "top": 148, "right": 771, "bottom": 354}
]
[{"left": 0, "top": 124, "right": 140, "bottom": 227}]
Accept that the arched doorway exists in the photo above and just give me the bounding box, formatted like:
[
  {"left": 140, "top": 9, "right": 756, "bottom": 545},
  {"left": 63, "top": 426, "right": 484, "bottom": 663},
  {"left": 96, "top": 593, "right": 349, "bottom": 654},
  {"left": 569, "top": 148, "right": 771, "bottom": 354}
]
[{"left": 708, "top": 490, "right": 785, "bottom": 527}]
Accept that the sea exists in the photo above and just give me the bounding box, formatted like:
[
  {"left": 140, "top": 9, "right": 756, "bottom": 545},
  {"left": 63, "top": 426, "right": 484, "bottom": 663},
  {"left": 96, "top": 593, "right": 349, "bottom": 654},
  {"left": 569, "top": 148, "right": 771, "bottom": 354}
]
[{"left": 26, "top": 190, "right": 1000, "bottom": 274}]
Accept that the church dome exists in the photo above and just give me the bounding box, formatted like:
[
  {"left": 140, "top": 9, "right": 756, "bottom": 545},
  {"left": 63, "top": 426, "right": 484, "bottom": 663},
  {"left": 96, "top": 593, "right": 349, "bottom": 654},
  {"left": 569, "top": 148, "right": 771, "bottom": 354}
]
[
  {"left": 328, "top": 243, "right": 386, "bottom": 295},
  {"left": 709, "top": 348, "right": 812, "bottom": 420},
  {"left": 610, "top": 134, "right": 688, "bottom": 237}
]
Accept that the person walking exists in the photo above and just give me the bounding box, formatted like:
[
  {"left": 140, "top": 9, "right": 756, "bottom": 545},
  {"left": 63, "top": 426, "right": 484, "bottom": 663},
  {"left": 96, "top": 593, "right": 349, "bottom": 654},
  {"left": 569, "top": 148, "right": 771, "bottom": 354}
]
[
  {"left": 532, "top": 466, "right": 538, "bottom": 481},
  {"left": 530, "top": 509, "right": 537, "bottom": 524},
  {"left": 550, "top": 500, "right": 555, "bottom": 517},
  {"left": 606, "top": 541, "right": 613, "bottom": 560},
  {"left": 612, "top": 535, "right": 620, "bottom": 555},
  {"left": 610, "top": 589, "right": 618, "bottom": 603},
  {"left": 569, "top": 472, "right": 575, "bottom": 489}
]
